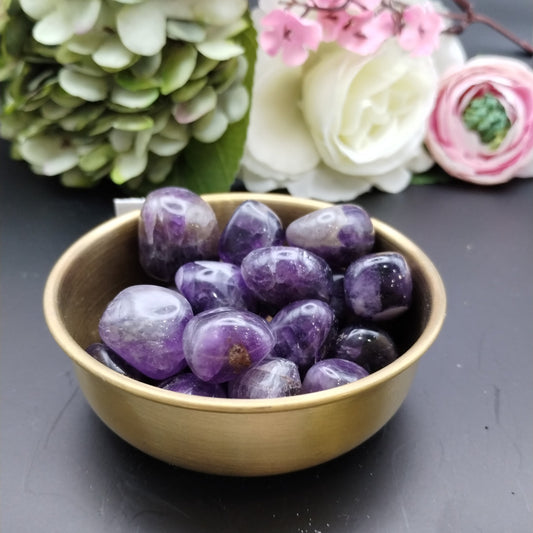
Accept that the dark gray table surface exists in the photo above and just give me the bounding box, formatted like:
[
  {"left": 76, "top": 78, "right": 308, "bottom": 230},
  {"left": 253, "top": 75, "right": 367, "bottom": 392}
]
[{"left": 1, "top": 1, "right": 532, "bottom": 532}]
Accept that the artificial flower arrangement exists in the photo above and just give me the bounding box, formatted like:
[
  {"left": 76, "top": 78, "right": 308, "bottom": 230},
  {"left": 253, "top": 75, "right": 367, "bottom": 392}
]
[{"left": 0, "top": 0, "right": 532, "bottom": 201}]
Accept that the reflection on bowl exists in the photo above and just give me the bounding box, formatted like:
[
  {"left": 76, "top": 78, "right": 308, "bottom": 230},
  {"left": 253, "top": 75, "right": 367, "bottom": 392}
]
[{"left": 43, "top": 193, "right": 446, "bottom": 476}]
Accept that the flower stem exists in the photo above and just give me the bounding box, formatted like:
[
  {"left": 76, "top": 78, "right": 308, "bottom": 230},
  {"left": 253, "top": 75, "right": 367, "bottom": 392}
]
[{"left": 447, "top": 0, "right": 533, "bottom": 56}]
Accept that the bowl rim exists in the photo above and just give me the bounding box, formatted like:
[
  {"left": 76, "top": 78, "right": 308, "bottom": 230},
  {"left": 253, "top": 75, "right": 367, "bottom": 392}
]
[{"left": 43, "top": 192, "right": 446, "bottom": 414}]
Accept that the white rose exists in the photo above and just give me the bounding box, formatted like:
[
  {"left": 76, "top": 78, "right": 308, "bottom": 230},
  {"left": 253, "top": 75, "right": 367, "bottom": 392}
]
[{"left": 241, "top": 8, "right": 466, "bottom": 201}]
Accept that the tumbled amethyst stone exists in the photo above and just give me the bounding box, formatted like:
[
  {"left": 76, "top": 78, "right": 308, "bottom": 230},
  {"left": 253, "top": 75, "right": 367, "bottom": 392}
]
[
  {"left": 86, "top": 342, "right": 151, "bottom": 382},
  {"left": 271, "top": 299, "right": 336, "bottom": 372},
  {"left": 98, "top": 285, "right": 193, "bottom": 380},
  {"left": 241, "top": 246, "right": 333, "bottom": 309},
  {"left": 301, "top": 358, "right": 369, "bottom": 394},
  {"left": 175, "top": 260, "right": 257, "bottom": 313},
  {"left": 160, "top": 372, "right": 227, "bottom": 398},
  {"left": 138, "top": 187, "right": 220, "bottom": 282},
  {"left": 344, "top": 252, "right": 413, "bottom": 321},
  {"left": 183, "top": 307, "right": 275, "bottom": 383},
  {"left": 219, "top": 200, "right": 285, "bottom": 265},
  {"left": 228, "top": 357, "right": 302, "bottom": 399},
  {"left": 334, "top": 326, "right": 398, "bottom": 373},
  {"left": 286, "top": 205, "right": 375, "bottom": 269},
  {"left": 330, "top": 273, "right": 350, "bottom": 320}
]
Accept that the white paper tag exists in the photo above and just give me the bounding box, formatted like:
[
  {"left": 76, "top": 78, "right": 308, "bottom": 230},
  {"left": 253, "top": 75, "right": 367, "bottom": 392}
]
[{"left": 113, "top": 198, "right": 145, "bottom": 217}]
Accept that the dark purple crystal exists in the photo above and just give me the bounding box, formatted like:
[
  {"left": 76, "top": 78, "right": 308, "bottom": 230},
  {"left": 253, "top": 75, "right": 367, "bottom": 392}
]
[
  {"left": 160, "top": 372, "right": 227, "bottom": 398},
  {"left": 86, "top": 342, "right": 151, "bottom": 381},
  {"left": 183, "top": 307, "right": 275, "bottom": 383},
  {"left": 334, "top": 326, "right": 398, "bottom": 373},
  {"left": 98, "top": 284, "right": 193, "bottom": 380},
  {"left": 228, "top": 357, "right": 302, "bottom": 399},
  {"left": 329, "top": 273, "right": 350, "bottom": 320},
  {"left": 301, "top": 358, "right": 369, "bottom": 393},
  {"left": 285, "top": 205, "right": 375, "bottom": 268},
  {"left": 175, "top": 260, "right": 257, "bottom": 313},
  {"left": 138, "top": 187, "right": 220, "bottom": 282},
  {"left": 219, "top": 200, "right": 285, "bottom": 265},
  {"left": 240, "top": 246, "right": 333, "bottom": 309},
  {"left": 270, "top": 299, "right": 336, "bottom": 372},
  {"left": 344, "top": 252, "right": 412, "bottom": 321}
]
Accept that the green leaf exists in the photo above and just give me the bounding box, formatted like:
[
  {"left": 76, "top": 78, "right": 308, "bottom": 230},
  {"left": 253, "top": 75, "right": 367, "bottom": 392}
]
[
  {"left": 61, "top": 168, "right": 95, "bottom": 188},
  {"left": 92, "top": 35, "right": 135, "bottom": 71},
  {"left": 115, "top": 69, "right": 161, "bottom": 91},
  {"left": 196, "top": 40, "right": 244, "bottom": 61},
  {"left": 40, "top": 100, "right": 72, "bottom": 120},
  {"left": 166, "top": 20, "right": 206, "bottom": 43},
  {"left": 191, "top": 108, "right": 228, "bottom": 143},
  {"left": 131, "top": 52, "right": 162, "bottom": 78},
  {"left": 15, "top": 117, "right": 52, "bottom": 141},
  {"left": 50, "top": 86, "right": 85, "bottom": 108},
  {"left": 113, "top": 114, "right": 154, "bottom": 131},
  {"left": 190, "top": 54, "right": 218, "bottom": 80},
  {"left": 111, "top": 150, "right": 148, "bottom": 184},
  {"left": 58, "top": 68, "right": 109, "bottom": 101},
  {"left": 148, "top": 134, "right": 188, "bottom": 156},
  {"left": 79, "top": 143, "right": 115, "bottom": 172},
  {"left": 170, "top": 77, "right": 207, "bottom": 103},
  {"left": 209, "top": 57, "right": 239, "bottom": 93},
  {"left": 3, "top": 15, "right": 32, "bottom": 57},
  {"left": 90, "top": 113, "right": 153, "bottom": 135},
  {"left": 59, "top": 103, "right": 105, "bottom": 131},
  {"left": 160, "top": 43, "right": 197, "bottom": 95},
  {"left": 410, "top": 167, "right": 454, "bottom": 186},
  {"left": 110, "top": 85, "right": 159, "bottom": 109},
  {"left": 174, "top": 85, "right": 217, "bottom": 124},
  {"left": 146, "top": 154, "right": 175, "bottom": 183},
  {"left": 162, "top": 14, "right": 256, "bottom": 194}
]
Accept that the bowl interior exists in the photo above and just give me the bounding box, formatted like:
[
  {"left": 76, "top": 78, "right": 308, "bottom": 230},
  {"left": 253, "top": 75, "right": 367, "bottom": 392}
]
[{"left": 51, "top": 193, "right": 440, "bottom": 364}]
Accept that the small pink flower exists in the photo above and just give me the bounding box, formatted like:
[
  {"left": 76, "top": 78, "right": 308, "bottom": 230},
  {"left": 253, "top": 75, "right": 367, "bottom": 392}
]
[
  {"left": 259, "top": 9, "right": 323, "bottom": 66},
  {"left": 397, "top": 3, "right": 444, "bottom": 56},
  {"left": 337, "top": 10, "right": 395, "bottom": 56},
  {"left": 317, "top": 9, "right": 351, "bottom": 43},
  {"left": 426, "top": 56, "right": 533, "bottom": 185}
]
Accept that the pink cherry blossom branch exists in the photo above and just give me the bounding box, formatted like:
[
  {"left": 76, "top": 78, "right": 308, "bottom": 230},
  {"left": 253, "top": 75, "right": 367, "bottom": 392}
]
[
  {"left": 446, "top": 0, "right": 533, "bottom": 56},
  {"left": 278, "top": 0, "right": 533, "bottom": 56}
]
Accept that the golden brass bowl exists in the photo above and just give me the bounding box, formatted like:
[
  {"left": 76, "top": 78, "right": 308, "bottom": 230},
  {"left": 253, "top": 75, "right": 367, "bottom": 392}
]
[{"left": 43, "top": 192, "right": 446, "bottom": 476}]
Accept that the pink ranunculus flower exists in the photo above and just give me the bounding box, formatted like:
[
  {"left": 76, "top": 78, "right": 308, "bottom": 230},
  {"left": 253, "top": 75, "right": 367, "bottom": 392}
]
[{"left": 426, "top": 56, "right": 533, "bottom": 185}]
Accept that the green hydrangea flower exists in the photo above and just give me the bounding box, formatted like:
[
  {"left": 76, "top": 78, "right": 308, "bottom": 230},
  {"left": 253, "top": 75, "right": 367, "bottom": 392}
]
[{"left": 0, "top": 0, "right": 256, "bottom": 193}]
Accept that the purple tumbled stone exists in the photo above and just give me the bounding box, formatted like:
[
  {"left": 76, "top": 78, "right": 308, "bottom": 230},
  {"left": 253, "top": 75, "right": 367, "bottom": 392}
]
[
  {"left": 183, "top": 307, "right": 275, "bottom": 383},
  {"left": 270, "top": 299, "right": 336, "bottom": 372},
  {"left": 344, "top": 252, "right": 413, "bottom": 321},
  {"left": 175, "top": 260, "right": 257, "bottom": 313},
  {"left": 86, "top": 342, "right": 151, "bottom": 382},
  {"left": 285, "top": 205, "right": 375, "bottom": 269},
  {"left": 301, "top": 358, "right": 369, "bottom": 393},
  {"left": 329, "top": 273, "right": 350, "bottom": 320},
  {"left": 98, "top": 285, "right": 193, "bottom": 380},
  {"left": 219, "top": 200, "right": 285, "bottom": 265},
  {"left": 160, "top": 372, "right": 227, "bottom": 398},
  {"left": 240, "top": 246, "right": 333, "bottom": 309},
  {"left": 138, "top": 187, "right": 220, "bottom": 282},
  {"left": 228, "top": 357, "right": 301, "bottom": 399},
  {"left": 334, "top": 326, "right": 398, "bottom": 373}
]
